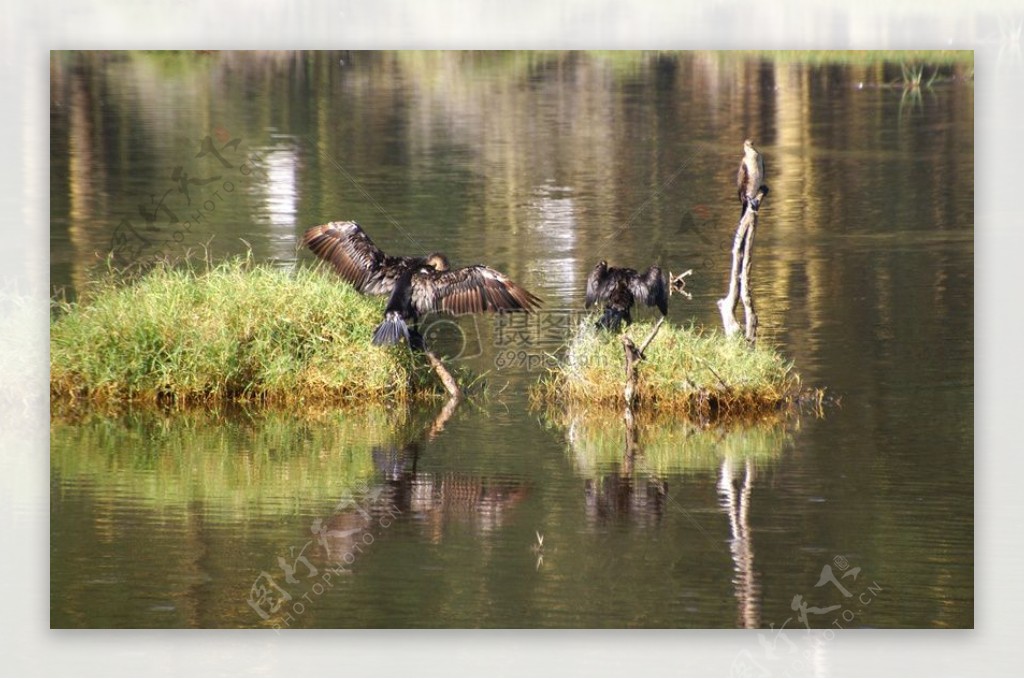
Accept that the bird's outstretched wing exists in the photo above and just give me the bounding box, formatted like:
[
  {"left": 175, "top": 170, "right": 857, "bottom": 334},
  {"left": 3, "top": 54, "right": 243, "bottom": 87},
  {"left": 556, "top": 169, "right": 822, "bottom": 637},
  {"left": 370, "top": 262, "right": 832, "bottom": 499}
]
[
  {"left": 301, "top": 221, "right": 406, "bottom": 295},
  {"left": 411, "top": 265, "right": 542, "bottom": 316},
  {"left": 585, "top": 263, "right": 607, "bottom": 309},
  {"left": 628, "top": 266, "right": 669, "bottom": 315}
]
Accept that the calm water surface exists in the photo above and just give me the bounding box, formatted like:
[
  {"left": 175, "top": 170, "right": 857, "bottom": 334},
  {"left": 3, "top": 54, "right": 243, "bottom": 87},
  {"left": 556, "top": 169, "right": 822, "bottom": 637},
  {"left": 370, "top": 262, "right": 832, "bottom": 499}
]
[{"left": 49, "top": 51, "right": 973, "bottom": 629}]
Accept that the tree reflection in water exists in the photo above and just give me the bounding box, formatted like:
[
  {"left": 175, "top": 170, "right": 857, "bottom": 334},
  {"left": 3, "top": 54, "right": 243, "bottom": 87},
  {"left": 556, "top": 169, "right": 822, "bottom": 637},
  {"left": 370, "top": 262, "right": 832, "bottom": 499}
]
[{"left": 718, "top": 456, "right": 760, "bottom": 629}]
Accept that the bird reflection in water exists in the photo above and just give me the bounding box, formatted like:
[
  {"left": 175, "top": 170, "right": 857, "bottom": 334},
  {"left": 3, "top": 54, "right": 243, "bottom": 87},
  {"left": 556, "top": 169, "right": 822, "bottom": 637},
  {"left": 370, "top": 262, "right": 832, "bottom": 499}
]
[
  {"left": 583, "top": 472, "right": 669, "bottom": 527},
  {"left": 313, "top": 397, "right": 529, "bottom": 561}
]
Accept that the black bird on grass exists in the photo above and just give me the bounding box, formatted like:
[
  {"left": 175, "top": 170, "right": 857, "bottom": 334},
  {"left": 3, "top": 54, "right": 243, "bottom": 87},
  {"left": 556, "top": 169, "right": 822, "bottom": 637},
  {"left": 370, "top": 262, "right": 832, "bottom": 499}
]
[
  {"left": 585, "top": 261, "right": 668, "bottom": 332},
  {"left": 302, "top": 221, "right": 542, "bottom": 346}
]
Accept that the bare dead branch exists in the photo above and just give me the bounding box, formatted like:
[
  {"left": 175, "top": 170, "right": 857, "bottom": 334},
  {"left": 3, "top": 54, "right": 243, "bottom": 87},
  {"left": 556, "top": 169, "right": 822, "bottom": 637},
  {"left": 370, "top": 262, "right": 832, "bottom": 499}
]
[
  {"left": 669, "top": 269, "right": 694, "bottom": 299},
  {"left": 424, "top": 349, "right": 462, "bottom": 400},
  {"left": 719, "top": 184, "right": 768, "bottom": 344},
  {"left": 637, "top": 316, "right": 666, "bottom": 357},
  {"left": 621, "top": 316, "right": 667, "bottom": 410}
]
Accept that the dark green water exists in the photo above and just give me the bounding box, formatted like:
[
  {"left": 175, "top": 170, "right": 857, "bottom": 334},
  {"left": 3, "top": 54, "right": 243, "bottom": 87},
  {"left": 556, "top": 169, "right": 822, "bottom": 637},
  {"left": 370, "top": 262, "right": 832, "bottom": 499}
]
[{"left": 49, "top": 51, "right": 973, "bottom": 629}]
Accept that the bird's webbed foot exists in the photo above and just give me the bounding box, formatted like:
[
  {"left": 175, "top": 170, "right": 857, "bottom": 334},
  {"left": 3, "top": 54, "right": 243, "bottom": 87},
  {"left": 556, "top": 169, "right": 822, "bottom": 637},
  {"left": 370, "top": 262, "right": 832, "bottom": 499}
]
[{"left": 408, "top": 326, "right": 426, "bottom": 351}]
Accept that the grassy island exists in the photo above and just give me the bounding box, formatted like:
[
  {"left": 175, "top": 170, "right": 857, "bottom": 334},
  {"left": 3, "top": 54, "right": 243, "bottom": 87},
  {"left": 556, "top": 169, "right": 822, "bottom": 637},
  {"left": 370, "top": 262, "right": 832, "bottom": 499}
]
[
  {"left": 50, "top": 259, "right": 452, "bottom": 407},
  {"left": 533, "top": 320, "right": 807, "bottom": 421}
]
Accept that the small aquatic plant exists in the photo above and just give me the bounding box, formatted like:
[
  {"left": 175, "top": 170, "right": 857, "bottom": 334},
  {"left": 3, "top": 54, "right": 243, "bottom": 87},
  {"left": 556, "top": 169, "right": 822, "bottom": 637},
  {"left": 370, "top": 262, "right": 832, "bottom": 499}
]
[
  {"left": 50, "top": 257, "right": 456, "bottom": 407},
  {"left": 899, "top": 62, "right": 941, "bottom": 89},
  {"left": 532, "top": 319, "right": 806, "bottom": 421}
]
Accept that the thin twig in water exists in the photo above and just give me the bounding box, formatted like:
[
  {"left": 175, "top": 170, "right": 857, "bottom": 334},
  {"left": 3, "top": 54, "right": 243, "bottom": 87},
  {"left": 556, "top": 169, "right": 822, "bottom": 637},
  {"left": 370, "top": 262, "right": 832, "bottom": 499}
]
[{"left": 690, "top": 352, "right": 731, "bottom": 394}]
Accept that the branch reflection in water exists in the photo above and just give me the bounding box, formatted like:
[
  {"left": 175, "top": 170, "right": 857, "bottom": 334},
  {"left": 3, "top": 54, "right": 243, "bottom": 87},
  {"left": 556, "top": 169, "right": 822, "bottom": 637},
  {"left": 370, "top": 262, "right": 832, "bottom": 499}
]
[
  {"left": 558, "top": 407, "right": 792, "bottom": 625},
  {"left": 718, "top": 456, "right": 759, "bottom": 629}
]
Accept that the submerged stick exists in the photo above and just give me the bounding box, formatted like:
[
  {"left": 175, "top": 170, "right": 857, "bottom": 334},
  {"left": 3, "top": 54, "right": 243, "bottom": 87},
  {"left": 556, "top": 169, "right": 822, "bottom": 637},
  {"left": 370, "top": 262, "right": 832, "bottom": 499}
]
[
  {"left": 424, "top": 349, "right": 462, "bottom": 400},
  {"left": 426, "top": 394, "right": 460, "bottom": 441},
  {"left": 623, "top": 404, "right": 639, "bottom": 466}
]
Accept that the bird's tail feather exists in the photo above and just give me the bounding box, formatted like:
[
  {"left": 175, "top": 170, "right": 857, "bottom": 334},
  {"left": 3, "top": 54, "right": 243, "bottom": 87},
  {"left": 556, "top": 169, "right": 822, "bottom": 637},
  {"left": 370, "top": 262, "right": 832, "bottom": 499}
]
[
  {"left": 372, "top": 313, "right": 411, "bottom": 346},
  {"left": 596, "top": 307, "right": 628, "bottom": 332}
]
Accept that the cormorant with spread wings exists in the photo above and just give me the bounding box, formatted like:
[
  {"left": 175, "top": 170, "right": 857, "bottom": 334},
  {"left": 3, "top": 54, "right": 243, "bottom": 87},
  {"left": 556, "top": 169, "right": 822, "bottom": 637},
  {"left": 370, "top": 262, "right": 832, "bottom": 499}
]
[
  {"left": 301, "top": 221, "right": 542, "bottom": 346},
  {"left": 585, "top": 260, "right": 668, "bottom": 332}
]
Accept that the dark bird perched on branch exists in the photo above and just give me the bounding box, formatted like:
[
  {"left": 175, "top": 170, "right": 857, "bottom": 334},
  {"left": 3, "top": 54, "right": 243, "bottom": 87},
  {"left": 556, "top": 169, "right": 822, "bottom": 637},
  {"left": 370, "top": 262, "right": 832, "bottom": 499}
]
[
  {"left": 585, "top": 261, "right": 668, "bottom": 332},
  {"left": 301, "top": 221, "right": 541, "bottom": 346},
  {"left": 737, "top": 139, "right": 767, "bottom": 218}
]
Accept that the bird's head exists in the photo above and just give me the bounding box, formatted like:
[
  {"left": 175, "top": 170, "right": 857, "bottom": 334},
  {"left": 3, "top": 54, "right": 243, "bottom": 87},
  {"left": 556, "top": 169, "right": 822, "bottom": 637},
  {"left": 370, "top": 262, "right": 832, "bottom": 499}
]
[
  {"left": 425, "top": 252, "right": 450, "bottom": 272},
  {"left": 743, "top": 139, "right": 756, "bottom": 153}
]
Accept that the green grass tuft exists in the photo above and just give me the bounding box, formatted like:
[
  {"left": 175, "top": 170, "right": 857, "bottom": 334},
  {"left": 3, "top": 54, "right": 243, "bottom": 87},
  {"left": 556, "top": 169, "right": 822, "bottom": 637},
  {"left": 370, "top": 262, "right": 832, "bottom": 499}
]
[
  {"left": 532, "top": 319, "right": 807, "bottom": 422},
  {"left": 50, "top": 258, "right": 455, "bottom": 408}
]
